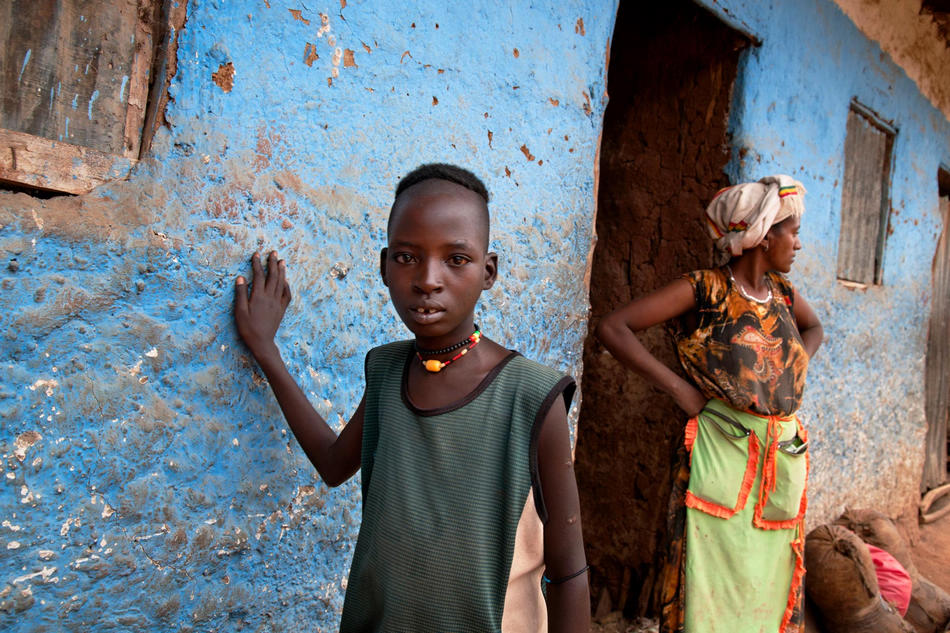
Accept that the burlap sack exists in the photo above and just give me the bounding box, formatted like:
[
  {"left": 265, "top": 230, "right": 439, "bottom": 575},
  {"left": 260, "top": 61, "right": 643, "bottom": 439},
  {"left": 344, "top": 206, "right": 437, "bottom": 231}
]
[
  {"left": 906, "top": 580, "right": 950, "bottom": 633},
  {"left": 805, "top": 524, "right": 915, "bottom": 633},
  {"left": 836, "top": 508, "right": 918, "bottom": 577},
  {"left": 835, "top": 508, "right": 950, "bottom": 633},
  {"left": 804, "top": 596, "right": 826, "bottom": 633}
]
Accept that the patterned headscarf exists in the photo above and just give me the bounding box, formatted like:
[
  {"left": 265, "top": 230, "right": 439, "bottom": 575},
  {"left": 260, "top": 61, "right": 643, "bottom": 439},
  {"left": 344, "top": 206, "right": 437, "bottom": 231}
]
[{"left": 705, "top": 175, "right": 806, "bottom": 257}]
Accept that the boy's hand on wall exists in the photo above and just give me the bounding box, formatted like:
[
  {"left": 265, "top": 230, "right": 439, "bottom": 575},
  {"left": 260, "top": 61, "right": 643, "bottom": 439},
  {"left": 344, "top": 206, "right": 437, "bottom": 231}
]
[{"left": 234, "top": 251, "right": 292, "bottom": 359}]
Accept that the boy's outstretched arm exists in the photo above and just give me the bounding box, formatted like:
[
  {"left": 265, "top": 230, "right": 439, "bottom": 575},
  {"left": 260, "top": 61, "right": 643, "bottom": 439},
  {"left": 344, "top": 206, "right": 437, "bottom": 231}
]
[
  {"left": 538, "top": 395, "right": 590, "bottom": 632},
  {"left": 234, "top": 251, "right": 362, "bottom": 487}
]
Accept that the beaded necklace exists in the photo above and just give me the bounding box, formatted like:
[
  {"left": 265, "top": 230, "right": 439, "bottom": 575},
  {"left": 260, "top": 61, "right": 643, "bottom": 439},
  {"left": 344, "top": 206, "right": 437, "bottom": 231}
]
[{"left": 415, "top": 327, "right": 482, "bottom": 373}]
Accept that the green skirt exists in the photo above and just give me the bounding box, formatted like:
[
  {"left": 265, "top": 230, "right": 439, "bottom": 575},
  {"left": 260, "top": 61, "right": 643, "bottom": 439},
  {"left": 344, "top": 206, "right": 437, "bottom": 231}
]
[{"left": 683, "top": 399, "right": 808, "bottom": 633}]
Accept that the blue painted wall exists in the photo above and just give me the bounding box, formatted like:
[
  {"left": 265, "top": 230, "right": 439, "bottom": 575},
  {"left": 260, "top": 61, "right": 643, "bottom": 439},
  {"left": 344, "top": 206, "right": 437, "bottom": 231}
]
[
  {"left": 3, "top": 0, "right": 949, "bottom": 629},
  {"left": 0, "top": 1, "right": 616, "bottom": 629},
  {"left": 696, "top": 0, "right": 950, "bottom": 524}
]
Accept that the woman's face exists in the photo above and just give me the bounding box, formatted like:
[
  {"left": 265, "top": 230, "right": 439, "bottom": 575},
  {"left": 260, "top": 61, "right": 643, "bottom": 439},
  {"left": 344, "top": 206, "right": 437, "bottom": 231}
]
[{"left": 765, "top": 217, "right": 802, "bottom": 273}]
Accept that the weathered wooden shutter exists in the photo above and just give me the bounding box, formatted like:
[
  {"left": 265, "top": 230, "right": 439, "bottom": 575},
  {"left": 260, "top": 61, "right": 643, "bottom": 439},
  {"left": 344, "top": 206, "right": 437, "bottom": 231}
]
[
  {"left": 0, "top": 0, "right": 155, "bottom": 194},
  {"left": 923, "top": 186, "right": 950, "bottom": 490},
  {"left": 837, "top": 103, "right": 895, "bottom": 285}
]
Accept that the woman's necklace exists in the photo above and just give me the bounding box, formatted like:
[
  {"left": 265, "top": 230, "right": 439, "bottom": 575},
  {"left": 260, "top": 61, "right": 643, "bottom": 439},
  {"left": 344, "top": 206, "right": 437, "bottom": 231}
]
[
  {"left": 415, "top": 327, "right": 482, "bottom": 373},
  {"left": 725, "top": 265, "right": 772, "bottom": 304}
]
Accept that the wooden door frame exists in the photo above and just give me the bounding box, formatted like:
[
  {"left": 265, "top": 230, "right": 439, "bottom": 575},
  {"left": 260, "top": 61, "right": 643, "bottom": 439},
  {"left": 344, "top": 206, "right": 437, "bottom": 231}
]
[{"left": 922, "top": 168, "right": 950, "bottom": 491}]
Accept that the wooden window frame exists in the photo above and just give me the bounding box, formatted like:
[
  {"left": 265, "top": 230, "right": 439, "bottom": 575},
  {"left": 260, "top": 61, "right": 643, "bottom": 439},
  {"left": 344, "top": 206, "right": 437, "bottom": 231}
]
[
  {"left": 0, "top": 0, "right": 177, "bottom": 196},
  {"left": 836, "top": 99, "right": 897, "bottom": 287}
]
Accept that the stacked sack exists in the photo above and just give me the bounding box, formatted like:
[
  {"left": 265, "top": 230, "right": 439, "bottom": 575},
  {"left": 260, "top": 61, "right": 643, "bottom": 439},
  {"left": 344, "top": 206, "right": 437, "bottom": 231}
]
[
  {"left": 804, "top": 509, "right": 950, "bottom": 633},
  {"left": 804, "top": 524, "right": 914, "bottom": 633},
  {"left": 836, "top": 509, "right": 950, "bottom": 633}
]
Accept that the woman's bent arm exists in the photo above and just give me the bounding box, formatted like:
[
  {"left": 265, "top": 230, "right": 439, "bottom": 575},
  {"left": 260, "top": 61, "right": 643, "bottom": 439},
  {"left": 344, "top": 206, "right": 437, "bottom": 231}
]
[
  {"left": 595, "top": 278, "right": 706, "bottom": 417},
  {"left": 791, "top": 289, "right": 824, "bottom": 358}
]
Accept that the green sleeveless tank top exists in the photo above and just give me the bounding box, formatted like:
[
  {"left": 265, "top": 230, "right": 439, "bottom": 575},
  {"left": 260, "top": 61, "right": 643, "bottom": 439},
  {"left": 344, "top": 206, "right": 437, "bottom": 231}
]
[{"left": 339, "top": 340, "right": 574, "bottom": 632}]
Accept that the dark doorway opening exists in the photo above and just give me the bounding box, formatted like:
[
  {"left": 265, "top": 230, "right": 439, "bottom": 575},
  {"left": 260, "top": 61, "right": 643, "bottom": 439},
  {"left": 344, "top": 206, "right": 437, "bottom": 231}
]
[{"left": 575, "top": 0, "right": 751, "bottom": 619}]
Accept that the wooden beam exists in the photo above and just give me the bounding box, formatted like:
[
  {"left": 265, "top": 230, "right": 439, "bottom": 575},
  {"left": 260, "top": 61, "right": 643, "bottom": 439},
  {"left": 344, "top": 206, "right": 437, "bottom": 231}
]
[
  {"left": 124, "top": 0, "right": 159, "bottom": 159},
  {"left": 0, "top": 128, "right": 135, "bottom": 195}
]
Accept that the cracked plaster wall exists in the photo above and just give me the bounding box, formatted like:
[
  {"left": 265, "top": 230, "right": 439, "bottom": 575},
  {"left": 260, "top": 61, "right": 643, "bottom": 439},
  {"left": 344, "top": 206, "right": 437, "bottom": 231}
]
[
  {"left": 0, "top": 1, "right": 616, "bottom": 630},
  {"left": 3, "top": 0, "right": 949, "bottom": 629}
]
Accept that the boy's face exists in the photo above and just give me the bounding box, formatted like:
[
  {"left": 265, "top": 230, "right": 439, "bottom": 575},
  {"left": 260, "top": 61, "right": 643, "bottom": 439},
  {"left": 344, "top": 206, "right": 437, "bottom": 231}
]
[{"left": 380, "top": 179, "right": 497, "bottom": 345}]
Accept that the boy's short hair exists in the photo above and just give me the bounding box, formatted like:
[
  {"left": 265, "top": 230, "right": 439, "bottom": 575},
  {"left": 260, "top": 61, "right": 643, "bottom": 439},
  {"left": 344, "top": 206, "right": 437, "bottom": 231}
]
[
  {"left": 394, "top": 163, "right": 490, "bottom": 203},
  {"left": 388, "top": 163, "right": 491, "bottom": 246}
]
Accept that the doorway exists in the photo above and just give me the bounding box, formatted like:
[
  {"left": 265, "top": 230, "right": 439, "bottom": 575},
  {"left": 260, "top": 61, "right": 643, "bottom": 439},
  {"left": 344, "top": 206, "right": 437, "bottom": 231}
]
[
  {"left": 922, "top": 169, "right": 950, "bottom": 491},
  {"left": 574, "top": 0, "right": 751, "bottom": 618}
]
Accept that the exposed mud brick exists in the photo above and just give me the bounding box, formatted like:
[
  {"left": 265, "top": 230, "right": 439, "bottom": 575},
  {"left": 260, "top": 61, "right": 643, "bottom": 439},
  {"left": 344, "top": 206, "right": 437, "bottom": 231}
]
[{"left": 574, "top": 0, "right": 748, "bottom": 616}]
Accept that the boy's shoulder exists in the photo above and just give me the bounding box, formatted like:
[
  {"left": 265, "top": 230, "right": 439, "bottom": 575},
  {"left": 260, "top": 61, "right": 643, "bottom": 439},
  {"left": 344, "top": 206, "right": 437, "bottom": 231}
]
[
  {"left": 363, "top": 340, "right": 412, "bottom": 377},
  {"left": 503, "top": 352, "right": 576, "bottom": 406},
  {"left": 501, "top": 353, "right": 576, "bottom": 424},
  {"left": 367, "top": 339, "right": 414, "bottom": 356}
]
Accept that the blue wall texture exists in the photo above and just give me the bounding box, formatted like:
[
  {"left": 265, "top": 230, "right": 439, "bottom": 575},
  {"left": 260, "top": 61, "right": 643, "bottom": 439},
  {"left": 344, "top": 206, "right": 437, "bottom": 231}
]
[
  {"left": 0, "top": 1, "right": 615, "bottom": 630},
  {"left": 1, "top": 0, "right": 949, "bottom": 630}
]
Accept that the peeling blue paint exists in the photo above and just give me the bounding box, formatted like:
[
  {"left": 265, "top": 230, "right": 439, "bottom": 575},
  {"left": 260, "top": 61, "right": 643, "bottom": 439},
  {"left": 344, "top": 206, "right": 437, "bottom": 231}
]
[
  {"left": 87, "top": 90, "right": 99, "bottom": 120},
  {"left": 119, "top": 75, "right": 129, "bottom": 104},
  {"left": 18, "top": 49, "right": 30, "bottom": 83}
]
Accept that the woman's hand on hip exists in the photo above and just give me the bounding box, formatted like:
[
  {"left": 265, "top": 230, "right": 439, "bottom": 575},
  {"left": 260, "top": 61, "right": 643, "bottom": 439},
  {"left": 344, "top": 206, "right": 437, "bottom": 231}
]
[{"left": 674, "top": 383, "right": 708, "bottom": 418}]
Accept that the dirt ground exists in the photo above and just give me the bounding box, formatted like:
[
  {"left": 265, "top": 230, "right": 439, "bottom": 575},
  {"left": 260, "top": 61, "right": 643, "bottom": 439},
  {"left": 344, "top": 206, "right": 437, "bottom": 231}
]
[
  {"left": 590, "top": 613, "right": 658, "bottom": 633},
  {"left": 590, "top": 510, "right": 950, "bottom": 632}
]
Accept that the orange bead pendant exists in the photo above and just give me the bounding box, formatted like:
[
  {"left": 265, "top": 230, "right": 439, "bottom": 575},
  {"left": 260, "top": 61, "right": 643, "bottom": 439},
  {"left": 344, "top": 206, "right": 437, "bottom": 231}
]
[{"left": 424, "top": 359, "right": 445, "bottom": 373}]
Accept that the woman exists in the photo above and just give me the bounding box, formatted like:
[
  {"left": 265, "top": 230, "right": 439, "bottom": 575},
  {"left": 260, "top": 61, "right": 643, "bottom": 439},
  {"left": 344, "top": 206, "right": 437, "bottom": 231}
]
[{"left": 596, "top": 175, "right": 823, "bottom": 633}]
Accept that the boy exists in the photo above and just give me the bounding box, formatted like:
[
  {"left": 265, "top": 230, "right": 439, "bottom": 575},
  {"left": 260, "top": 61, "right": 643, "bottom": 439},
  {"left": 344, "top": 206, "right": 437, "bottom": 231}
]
[{"left": 234, "top": 164, "right": 589, "bottom": 632}]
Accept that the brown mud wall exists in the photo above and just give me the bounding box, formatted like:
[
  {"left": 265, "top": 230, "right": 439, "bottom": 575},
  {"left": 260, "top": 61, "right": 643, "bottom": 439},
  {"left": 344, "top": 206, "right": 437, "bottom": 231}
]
[{"left": 575, "top": 0, "right": 749, "bottom": 617}]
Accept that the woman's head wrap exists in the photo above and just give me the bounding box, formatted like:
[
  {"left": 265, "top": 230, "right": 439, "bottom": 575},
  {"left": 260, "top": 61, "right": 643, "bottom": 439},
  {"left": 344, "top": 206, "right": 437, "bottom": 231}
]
[{"left": 705, "top": 175, "right": 806, "bottom": 257}]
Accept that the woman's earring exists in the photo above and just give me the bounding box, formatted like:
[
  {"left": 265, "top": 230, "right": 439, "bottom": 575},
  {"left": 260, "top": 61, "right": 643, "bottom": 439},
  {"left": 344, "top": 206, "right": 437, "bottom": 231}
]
[{"left": 763, "top": 242, "right": 769, "bottom": 252}]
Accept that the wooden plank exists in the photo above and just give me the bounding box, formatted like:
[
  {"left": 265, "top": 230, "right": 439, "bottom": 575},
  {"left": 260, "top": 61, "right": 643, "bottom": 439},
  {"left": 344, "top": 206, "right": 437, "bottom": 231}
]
[
  {"left": 123, "top": 0, "right": 159, "bottom": 159},
  {"left": 140, "top": 0, "right": 188, "bottom": 158},
  {"left": 874, "top": 132, "right": 895, "bottom": 284},
  {"left": 0, "top": 127, "right": 135, "bottom": 194},
  {"left": 0, "top": 0, "right": 140, "bottom": 157},
  {"left": 923, "top": 192, "right": 950, "bottom": 490}
]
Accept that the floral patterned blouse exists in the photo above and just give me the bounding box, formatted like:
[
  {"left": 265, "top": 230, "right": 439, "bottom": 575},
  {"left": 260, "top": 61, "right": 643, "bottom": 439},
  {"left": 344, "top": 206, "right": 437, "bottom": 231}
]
[{"left": 674, "top": 268, "right": 809, "bottom": 417}]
